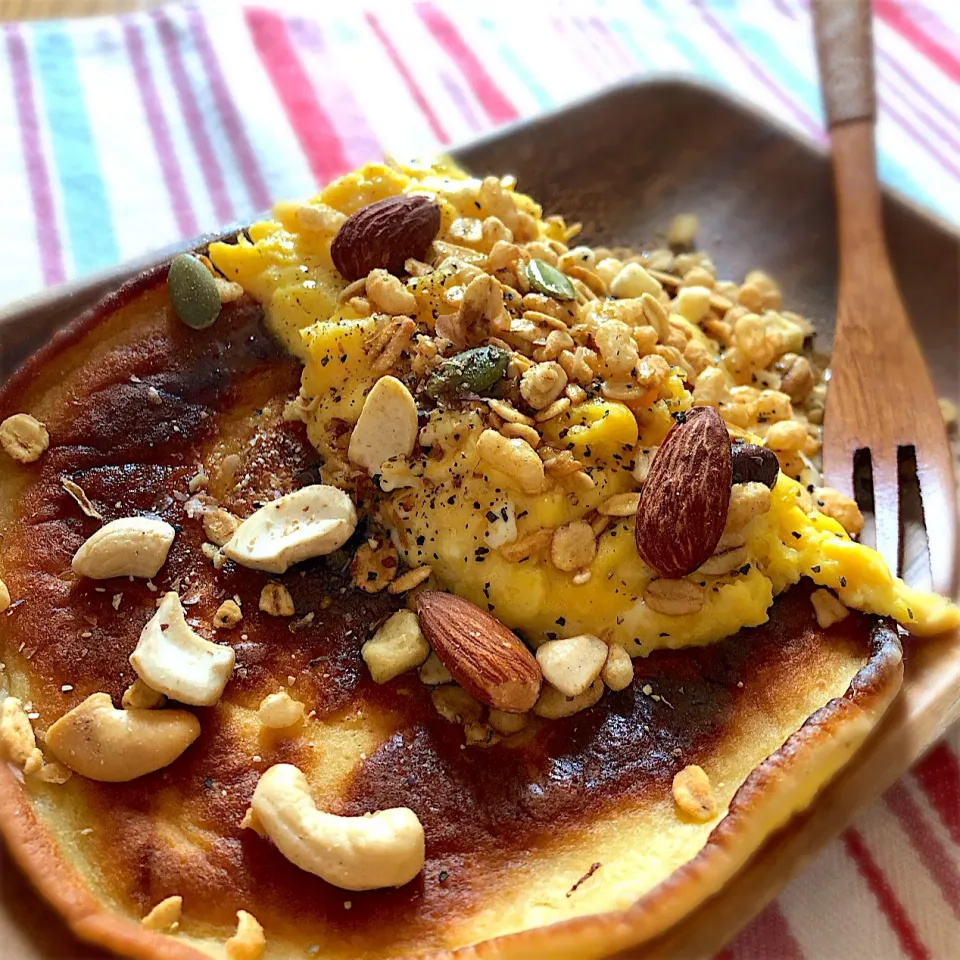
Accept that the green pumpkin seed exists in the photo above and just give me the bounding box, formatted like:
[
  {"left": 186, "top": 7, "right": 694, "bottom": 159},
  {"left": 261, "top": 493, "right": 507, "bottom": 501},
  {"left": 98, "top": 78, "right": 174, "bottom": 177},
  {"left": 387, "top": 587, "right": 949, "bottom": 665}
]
[
  {"left": 425, "top": 346, "right": 512, "bottom": 398},
  {"left": 525, "top": 258, "right": 576, "bottom": 301},
  {"left": 168, "top": 254, "right": 221, "bottom": 330}
]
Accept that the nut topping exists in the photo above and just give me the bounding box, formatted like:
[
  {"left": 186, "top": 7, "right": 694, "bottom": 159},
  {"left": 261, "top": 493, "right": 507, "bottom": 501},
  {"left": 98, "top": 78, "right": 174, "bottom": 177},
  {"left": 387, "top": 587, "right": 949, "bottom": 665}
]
[
  {"left": 331, "top": 194, "right": 441, "bottom": 281},
  {"left": 416, "top": 591, "right": 541, "bottom": 713},
  {"left": 730, "top": 440, "right": 780, "bottom": 488},
  {"left": 635, "top": 407, "right": 732, "bottom": 578},
  {"left": 72, "top": 517, "right": 176, "bottom": 580}
]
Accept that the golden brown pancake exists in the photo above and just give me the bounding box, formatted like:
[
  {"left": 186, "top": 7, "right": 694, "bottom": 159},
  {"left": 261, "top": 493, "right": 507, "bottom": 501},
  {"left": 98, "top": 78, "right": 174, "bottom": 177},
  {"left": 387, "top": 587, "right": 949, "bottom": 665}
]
[{"left": 0, "top": 266, "right": 903, "bottom": 960}]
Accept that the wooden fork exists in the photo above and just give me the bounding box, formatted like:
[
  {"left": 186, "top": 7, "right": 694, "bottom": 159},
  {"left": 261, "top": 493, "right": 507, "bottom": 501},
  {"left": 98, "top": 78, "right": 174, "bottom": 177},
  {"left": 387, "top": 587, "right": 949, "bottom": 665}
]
[{"left": 812, "top": 0, "right": 957, "bottom": 595}]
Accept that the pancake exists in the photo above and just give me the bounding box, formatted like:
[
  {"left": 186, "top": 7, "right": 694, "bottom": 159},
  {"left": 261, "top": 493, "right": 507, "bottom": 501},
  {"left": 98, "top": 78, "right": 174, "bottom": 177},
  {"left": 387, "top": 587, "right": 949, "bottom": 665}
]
[{"left": 0, "top": 268, "right": 903, "bottom": 960}]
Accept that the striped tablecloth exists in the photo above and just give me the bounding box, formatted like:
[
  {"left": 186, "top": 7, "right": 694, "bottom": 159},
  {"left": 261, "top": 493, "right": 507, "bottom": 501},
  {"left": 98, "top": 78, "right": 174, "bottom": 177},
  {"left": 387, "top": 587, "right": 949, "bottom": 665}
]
[{"left": 1, "top": 2, "right": 959, "bottom": 957}]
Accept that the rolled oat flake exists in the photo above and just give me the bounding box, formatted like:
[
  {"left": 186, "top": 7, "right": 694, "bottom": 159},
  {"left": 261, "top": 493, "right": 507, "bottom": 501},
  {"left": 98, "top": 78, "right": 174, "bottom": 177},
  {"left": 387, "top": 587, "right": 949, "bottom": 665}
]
[{"left": 168, "top": 253, "right": 221, "bottom": 330}]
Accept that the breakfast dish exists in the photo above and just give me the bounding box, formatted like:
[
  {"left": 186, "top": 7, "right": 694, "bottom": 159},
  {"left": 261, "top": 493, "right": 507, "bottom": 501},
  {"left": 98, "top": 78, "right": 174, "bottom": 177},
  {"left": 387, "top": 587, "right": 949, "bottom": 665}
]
[{"left": 0, "top": 160, "right": 956, "bottom": 960}]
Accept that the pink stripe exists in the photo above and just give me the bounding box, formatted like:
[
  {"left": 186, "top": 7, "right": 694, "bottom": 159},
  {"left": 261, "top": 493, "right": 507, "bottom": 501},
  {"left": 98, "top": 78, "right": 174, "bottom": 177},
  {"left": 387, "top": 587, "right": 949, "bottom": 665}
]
[
  {"left": 875, "top": 78, "right": 960, "bottom": 179},
  {"left": 243, "top": 8, "right": 350, "bottom": 187},
  {"left": 877, "top": 48, "right": 960, "bottom": 143},
  {"left": 790, "top": 0, "right": 960, "bottom": 166},
  {"left": 185, "top": 6, "right": 271, "bottom": 212},
  {"left": 884, "top": 782, "right": 960, "bottom": 921},
  {"left": 121, "top": 19, "right": 197, "bottom": 237},
  {"left": 152, "top": 10, "right": 232, "bottom": 224},
  {"left": 913, "top": 743, "right": 960, "bottom": 847},
  {"left": 722, "top": 903, "right": 805, "bottom": 960},
  {"left": 876, "top": 0, "right": 960, "bottom": 86},
  {"left": 416, "top": 2, "right": 518, "bottom": 124},
  {"left": 364, "top": 12, "right": 448, "bottom": 144},
  {"left": 843, "top": 828, "right": 931, "bottom": 960},
  {"left": 688, "top": 0, "right": 825, "bottom": 144},
  {"left": 290, "top": 17, "right": 381, "bottom": 166},
  {"left": 5, "top": 26, "right": 65, "bottom": 285}
]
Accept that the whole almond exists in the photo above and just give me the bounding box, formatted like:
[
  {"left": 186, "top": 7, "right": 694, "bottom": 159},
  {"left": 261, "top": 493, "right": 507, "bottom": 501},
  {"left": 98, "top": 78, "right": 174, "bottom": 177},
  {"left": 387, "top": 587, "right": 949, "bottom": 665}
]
[
  {"left": 416, "top": 591, "right": 542, "bottom": 714},
  {"left": 635, "top": 406, "right": 732, "bottom": 578},
  {"left": 331, "top": 195, "right": 441, "bottom": 282}
]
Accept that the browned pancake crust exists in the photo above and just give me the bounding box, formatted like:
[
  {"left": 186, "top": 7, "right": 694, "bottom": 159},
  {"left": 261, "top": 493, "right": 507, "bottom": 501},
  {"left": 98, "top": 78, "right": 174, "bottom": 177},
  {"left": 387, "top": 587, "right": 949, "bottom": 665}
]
[{"left": 0, "top": 269, "right": 903, "bottom": 959}]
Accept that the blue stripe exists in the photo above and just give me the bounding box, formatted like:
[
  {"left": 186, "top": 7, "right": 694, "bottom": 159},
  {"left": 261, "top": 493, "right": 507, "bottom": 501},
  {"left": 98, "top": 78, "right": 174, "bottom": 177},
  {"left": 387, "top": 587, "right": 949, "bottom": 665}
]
[
  {"left": 479, "top": 18, "right": 553, "bottom": 111},
  {"left": 31, "top": 24, "right": 117, "bottom": 274},
  {"left": 608, "top": 17, "right": 655, "bottom": 70},
  {"left": 716, "top": 8, "right": 938, "bottom": 210},
  {"left": 642, "top": 0, "right": 727, "bottom": 86}
]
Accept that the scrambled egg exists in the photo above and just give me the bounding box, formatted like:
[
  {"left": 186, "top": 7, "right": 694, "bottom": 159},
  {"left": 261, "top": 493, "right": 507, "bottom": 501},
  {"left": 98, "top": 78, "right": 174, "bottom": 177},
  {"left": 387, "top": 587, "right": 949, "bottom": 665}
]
[{"left": 210, "top": 160, "right": 959, "bottom": 653}]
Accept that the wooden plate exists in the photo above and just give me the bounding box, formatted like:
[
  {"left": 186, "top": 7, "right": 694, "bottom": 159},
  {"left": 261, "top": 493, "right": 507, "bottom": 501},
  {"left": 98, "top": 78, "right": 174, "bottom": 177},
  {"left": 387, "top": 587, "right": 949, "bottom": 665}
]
[{"left": 1, "top": 79, "right": 957, "bottom": 960}]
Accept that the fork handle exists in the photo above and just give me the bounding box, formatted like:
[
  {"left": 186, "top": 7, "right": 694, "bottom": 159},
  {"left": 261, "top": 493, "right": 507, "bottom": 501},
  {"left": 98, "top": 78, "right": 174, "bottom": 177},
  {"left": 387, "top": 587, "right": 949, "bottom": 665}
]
[{"left": 812, "top": 0, "right": 875, "bottom": 127}]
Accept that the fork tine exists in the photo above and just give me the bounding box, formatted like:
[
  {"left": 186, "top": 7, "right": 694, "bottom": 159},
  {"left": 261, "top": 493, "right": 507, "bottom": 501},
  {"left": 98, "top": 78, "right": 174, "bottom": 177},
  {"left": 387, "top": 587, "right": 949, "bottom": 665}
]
[
  {"left": 916, "top": 458, "right": 958, "bottom": 596},
  {"left": 821, "top": 441, "right": 856, "bottom": 503},
  {"left": 871, "top": 451, "right": 901, "bottom": 579}
]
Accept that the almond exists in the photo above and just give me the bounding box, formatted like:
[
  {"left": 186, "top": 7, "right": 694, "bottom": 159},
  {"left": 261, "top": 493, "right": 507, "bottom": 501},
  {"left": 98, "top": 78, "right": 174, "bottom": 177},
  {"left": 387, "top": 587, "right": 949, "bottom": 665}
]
[
  {"left": 331, "top": 195, "right": 441, "bottom": 282},
  {"left": 416, "top": 591, "right": 541, "bottom": 714},
  {"left": 635, "top": 406, "right": 732, "bottom": 578}
]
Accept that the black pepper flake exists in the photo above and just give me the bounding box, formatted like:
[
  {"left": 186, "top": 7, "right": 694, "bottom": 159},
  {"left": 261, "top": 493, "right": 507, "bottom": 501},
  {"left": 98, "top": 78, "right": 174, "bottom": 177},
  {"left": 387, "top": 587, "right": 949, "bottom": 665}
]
[
  {"left": 811, "top": 565, "right": 821, "bottom": 573},
  {"left": 739, "top": 564, "right": 751, "bottom": 575},
  {"left": 908, "top": 607, "right": 914, "bottom": 619},
  {"left": 485, "top": 510, "right": 499, "bottom": 523},
  {"left": 659, "top": 631, "right": 669, "bottom": 637},
  {"left": 840, "top": 576, "right": 847, "bottom": 587},
  {"left": 792, "top": 531, "right": 801, "bottom": 539},
  {"left": 556, "top": 616, "right": 566, "bottom": 626},
  {"left": 439, "top": 870, "right": 449, "bottom": 883},
  {"left": 204, "top": 776, "right": 213, "bottom": 789}
]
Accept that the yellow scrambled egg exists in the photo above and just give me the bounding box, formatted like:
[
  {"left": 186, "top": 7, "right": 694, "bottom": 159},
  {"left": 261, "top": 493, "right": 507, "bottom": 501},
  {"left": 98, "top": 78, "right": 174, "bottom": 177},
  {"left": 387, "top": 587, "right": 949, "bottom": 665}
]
[{"left": 210, "top": 160, "right": 959, "bottom": 652}]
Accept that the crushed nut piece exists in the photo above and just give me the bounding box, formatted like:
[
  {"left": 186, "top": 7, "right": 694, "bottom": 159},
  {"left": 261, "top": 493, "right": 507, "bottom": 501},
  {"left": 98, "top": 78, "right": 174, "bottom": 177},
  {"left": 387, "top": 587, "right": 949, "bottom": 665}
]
[
  {"left": 0, "top": 696, "right": 42, "bottom": 773},
  {"left": 363, "top": 610, "right": 429, "bottom": 683},
  {"left": 258, "top": 691, "right": 304, "bottom": 729},
  {"left": 672, "top": 765, "right": 718, "bottom": 821},
  {"left": 215, "top": 598, "right": 244, "bottom": 628},
  {"left": 225, "top": 910, "right": 265, "bottom": 960},
  {"left": 259, "top": 583, "right": 295, "bottom": 617},
  {"left": 351, "top": 539, "right": 399, "bottom": 593},
  {"left": 810, "top": 588, "right": 850, "bottom": 628},
  {"left": 61, "top": 478, "right": 103, "bottom": 519},
  {"left": 0, "top": 413, "right": 49, "bottom": 463},
  {"left": 142, "top": 895, "right": 183, "bottom": 932},
  {"left": 601, "top": 645, "right": 634, "bottom": 691}
]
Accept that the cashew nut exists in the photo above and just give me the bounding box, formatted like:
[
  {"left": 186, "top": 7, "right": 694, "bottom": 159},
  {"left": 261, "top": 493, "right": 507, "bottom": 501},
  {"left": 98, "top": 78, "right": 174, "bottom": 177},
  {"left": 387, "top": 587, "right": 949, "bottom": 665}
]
[
  {"left": 223, "top": 486, "right": 357, "bottom": 574},
  {"left": 45, "top": 693, "right": 200, "bottom": 782},
  {"left": 130, "top": 592, "right": 235, "bottom": 706},
  {"left": 247, "top": 763, "right": 424, "bottom": 891},
  {"left": 72, "top": 517, "right": 175, "bottom": 579}
]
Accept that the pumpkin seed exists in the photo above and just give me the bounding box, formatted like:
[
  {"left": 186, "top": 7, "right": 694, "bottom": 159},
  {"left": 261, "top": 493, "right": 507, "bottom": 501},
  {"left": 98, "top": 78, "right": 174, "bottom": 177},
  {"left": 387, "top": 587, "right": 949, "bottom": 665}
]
[
  {"left": 425, "top": 346, "right": 512, "bottom": 398},
  {"left": 168, "top": 254, "right": 221, "bottom": 330},
  {"left": 525, "top": 258, "right": 576, "bottom": 301}
]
